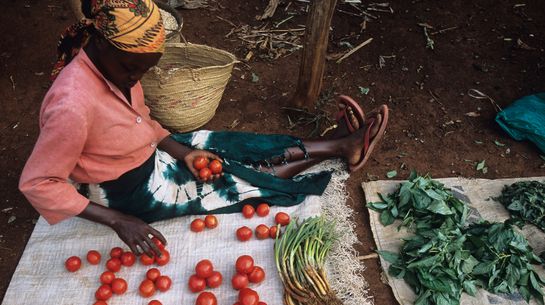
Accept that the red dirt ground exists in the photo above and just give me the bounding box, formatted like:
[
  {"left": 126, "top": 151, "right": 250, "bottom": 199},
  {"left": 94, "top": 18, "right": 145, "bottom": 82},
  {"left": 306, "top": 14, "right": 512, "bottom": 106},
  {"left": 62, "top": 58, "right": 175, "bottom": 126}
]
[{"left": 1, "top": 0, "right": 544, "bottom": 304}]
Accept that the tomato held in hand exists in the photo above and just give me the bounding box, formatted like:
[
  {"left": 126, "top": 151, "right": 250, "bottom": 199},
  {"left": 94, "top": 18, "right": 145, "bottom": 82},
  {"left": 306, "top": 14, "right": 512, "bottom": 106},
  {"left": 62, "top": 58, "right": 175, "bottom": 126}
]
[
  {"left": 208, "top": 160, "right": 222, "bottom": 174},
  {"left": 255, "top": 224, "right": 270, "bottom": 240},
  {"left": 139, "top": 279, "right": 156, "bottom": 298},
  {"left": 87, "top": 250, "right": 101, "bottom": 265},
  {"left": 195, "top": 259, "right": 214, "bottom": 279},
  {"left": 241, "top": 205, "right": 255, "bottom": 218},
  {"left": 231, "top": 273, "right": 249, "bottom": 290},
  {"left": 269, "top": 226, "right": 278, "bottom": 239},
  {"left": 155, "top": 275, "right": 172, "bottom": 292},
  {"left": 236, "top": 226, "right": 253, "bottom": 242},
  {"left": 106, "top": 258, "right": 122, "bottom": 272},
  {"left": 155, "top": 249, "right": 170, "bottom": 266},
  {"left": 93, "top": 301, "right": 108, "bottom": 305},
  {"left": 120, "top": 251, "right": 136, "bottom": 267},
  {"left": 256, "top": 203, "right": 270, "bottom": 217},
  {"left": 275, "top": 212, "right": 290, "bottom": 226},
  {"left": 146, "top": 268, "right": 161, "bottom": 282},
  {"left": 188, "top": 274, "right": 207, "bottom": 293},
  {"left": 193, "top": 156, "right": 210, "bottom": 170},
  {"left": 204, "top": 215, "right": 218, "bottom": 229},
  {"left": 196, "top": 291, "right": 217, "bottom": 305},
  {"left": 191, "top": 218, "right": 206, "bottom": 232},
  {"left": 65, "top": 256, "right": 81, "bottom": 272},
  {"left": 95, "top": 284, "right": 113, "bottom": 301},
  {"left": 111, "top": 278, "right": 128, "bottom": 295},
  {"left": 206, "top": 271, "right": 223, "bottom": 288},
  {"left": 235, "top": 255, "right": 254, "bottom": 274},
  {"left": 100, "top": 271, "right": 116, "bottom": 284},
  {"left": 248, "top": 266, "right": 265, "bottom": 284},
  {"left": 140, "top": 253, "right": 155, "bottom": 266},
  {"left": 151, "top": 237, "right": 165, "bottom": 250},
  {"left": 199, "top": 167, "right": 212, "bottom": 180},
  {"left": 238, "top": 288, "right": 259, "bottom": 305},
  {"left": 110, "top": 247, "right": 123, "bottom": 258},
  {"left": 149, "top": 300, "right": 162, "bottom": 305}
]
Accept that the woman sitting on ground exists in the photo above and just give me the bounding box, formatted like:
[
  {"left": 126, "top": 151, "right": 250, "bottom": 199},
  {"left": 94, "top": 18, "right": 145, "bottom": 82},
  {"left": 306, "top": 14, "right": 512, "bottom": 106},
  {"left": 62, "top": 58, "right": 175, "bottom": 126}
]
[{"left": 19, "top": 0, "right": 388, "bottom": 258}]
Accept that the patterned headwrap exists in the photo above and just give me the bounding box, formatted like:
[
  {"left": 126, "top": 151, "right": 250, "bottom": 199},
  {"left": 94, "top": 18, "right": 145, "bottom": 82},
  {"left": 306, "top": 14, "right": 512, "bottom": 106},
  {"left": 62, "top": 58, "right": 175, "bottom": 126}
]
[{"left": 51, "top": 0, "right": 166, "bottom": 80}]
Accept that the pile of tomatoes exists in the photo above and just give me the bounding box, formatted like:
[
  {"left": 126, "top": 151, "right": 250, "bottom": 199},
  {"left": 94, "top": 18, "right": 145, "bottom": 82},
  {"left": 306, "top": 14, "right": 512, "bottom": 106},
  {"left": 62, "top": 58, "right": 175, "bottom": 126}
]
[
  {"left": 64, "top": 238, "right": 171, "bottom": 305},
  {"left": 231, "top": 255, "right": 265, "bottom": 291},
  {"left": 236, "top": 203, "right": 291, "bottom": 242},
  {"left": 188, "top": 259, "right": 223, "bottom": 292},
  {"left": 191, "top": 215, "right": 219, "bottom": 232},
  {"left": 193, "top": 156, "right": 223, "bottom": 180}
]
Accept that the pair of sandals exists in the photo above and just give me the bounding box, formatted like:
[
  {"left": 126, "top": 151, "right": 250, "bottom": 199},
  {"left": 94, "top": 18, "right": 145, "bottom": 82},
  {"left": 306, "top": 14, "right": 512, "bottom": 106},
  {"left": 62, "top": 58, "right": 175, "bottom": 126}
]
[{"left": 334, "top": 95, "right": 389, "bottom": 172}]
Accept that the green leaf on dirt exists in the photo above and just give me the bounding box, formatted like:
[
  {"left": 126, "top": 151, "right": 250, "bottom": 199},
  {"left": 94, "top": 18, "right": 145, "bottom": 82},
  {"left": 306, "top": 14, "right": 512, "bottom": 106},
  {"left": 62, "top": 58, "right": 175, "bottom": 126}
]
[
  {"left": 493, "top": 140, "right": 506, "bottom": 147},
  {"left": 474, "top": 140, "right": 483, "bottom": 144},
  {"left": 251, "top": 72, "right": 259, "bottom": 83},
  {"left": 386, "top": 170, "right": 398, "bottom": 178},
  {"left": 476, "top": 160, "right": 486, "bottom": 171},
  {"left": 358, "top": 86, "right": 370, "bottom": 95}
]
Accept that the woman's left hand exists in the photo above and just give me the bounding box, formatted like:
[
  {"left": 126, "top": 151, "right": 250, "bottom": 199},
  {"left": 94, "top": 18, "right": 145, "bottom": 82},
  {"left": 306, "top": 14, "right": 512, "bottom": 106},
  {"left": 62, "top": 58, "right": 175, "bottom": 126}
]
[{"left": 183, "top": 149, "right": 223, "bottom": 182}]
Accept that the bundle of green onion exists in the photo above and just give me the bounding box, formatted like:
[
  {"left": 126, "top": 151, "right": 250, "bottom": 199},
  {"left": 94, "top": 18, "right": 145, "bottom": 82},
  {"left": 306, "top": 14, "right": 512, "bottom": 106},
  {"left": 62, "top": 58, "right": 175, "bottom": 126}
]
[{"left": 274, "top": 216, "right": 342, "bottom": 305}]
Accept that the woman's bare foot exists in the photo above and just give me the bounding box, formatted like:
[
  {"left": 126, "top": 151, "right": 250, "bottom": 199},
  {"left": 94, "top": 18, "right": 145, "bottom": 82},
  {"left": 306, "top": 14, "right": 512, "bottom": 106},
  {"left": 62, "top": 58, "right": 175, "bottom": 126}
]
[{"left": 331, "top": 103, "right": 362, "bottom": 139}]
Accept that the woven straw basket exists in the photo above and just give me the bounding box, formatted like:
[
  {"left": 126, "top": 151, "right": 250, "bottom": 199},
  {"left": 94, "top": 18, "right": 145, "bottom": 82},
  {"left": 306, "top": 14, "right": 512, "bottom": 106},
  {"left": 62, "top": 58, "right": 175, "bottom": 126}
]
[{"left": 141, "top": 42, "right": 238, "bottom": 132}]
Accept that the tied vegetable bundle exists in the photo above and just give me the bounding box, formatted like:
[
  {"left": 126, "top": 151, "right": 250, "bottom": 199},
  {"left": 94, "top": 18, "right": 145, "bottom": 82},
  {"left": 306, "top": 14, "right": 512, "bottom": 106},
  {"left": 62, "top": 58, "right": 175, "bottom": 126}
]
[
  {"left": 368, "top": 172, "right": 545, "bottom": 305},
  {"left": 274, "top": 216, "right": 342, "bottom": 305},
  {"left": 495, "top": 180, "right": 545, "bottom": 232}
]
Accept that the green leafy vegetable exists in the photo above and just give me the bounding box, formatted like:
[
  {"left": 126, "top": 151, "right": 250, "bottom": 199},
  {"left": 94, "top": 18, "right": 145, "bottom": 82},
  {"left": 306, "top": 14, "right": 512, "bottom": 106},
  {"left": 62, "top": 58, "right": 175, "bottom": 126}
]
[
  {"left": 386, "top": 170, "right": 398, "bottom": 179},
  {"left": 495, "top": 180, "right": 545, "bottom": 232}
]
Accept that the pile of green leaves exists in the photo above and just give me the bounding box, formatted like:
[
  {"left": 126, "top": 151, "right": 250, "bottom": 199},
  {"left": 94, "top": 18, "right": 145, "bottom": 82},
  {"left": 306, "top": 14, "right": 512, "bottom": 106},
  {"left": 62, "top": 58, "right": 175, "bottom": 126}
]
[
  {"left": 494, "top": 180, "right": 545, "bottom": 232},
  {"left": 368, "top": 172, "right": 545, "bottom": 305}
]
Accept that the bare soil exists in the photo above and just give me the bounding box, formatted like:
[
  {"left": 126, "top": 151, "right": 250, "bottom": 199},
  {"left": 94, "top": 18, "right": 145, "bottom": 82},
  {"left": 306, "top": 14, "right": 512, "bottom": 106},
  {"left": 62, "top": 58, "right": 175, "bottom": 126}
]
[{"left": 1, "top": 0, "right": 544, "bottom": 304}]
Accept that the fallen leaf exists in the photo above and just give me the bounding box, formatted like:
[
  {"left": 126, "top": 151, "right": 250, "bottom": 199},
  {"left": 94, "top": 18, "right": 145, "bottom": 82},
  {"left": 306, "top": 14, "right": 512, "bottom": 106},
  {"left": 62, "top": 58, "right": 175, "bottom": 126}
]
[
  {"left": 7, "top": 216, "right": 16, "bottom": 224},
  {"left": 474, "top": 140, "right": 483, "bottom": 144},
  {"left": 251, "top": 72, "right": 259, "bottom": 83},
  {"left": 465, "top": 112, "right": 480, "bottom": 117},
  {"left": 358, "top": 86, "right": 370, "bottom": 95},
  {"left": 476, "top": 160, "right": 486, "bottom": 171},
  {"left": 493, "top": 140, "right": 506, "bottom": 147},
  {"left": 386, "top": 170, "right": 398, "bottom": 178}
]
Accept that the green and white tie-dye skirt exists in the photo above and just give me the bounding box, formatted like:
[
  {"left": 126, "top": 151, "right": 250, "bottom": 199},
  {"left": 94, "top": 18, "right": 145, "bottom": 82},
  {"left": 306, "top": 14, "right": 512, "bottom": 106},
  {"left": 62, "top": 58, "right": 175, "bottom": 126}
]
[{"left": 78, "top": 131, "right": 332, "bottom": 223}]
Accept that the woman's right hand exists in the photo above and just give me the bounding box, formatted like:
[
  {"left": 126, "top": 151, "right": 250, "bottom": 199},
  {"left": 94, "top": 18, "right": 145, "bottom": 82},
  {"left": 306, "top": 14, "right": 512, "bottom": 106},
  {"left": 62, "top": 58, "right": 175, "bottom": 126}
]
[
  {"left": 183, "top": 149, "right": 223, "bottom": 182},
  {"left": 109, "top": 212, "right": 167, "bottom": 258},
  {"left": 78, "top": 202, "right": 167, "bottom": 258}
]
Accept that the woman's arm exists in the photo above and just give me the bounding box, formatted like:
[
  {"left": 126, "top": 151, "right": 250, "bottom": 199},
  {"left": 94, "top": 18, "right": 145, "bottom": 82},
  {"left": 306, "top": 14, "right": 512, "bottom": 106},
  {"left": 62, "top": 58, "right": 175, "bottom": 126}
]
[
  {"left": 158, "top": 136, "right": 223, "bottom": 181},
  {"left": 78, "top": 202, "right": 166, "bottom": 257}
]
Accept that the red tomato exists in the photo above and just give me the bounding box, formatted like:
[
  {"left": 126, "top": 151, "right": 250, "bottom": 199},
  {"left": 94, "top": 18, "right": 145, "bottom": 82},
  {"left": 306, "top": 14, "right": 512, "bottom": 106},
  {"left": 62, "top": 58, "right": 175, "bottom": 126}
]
[
  {"left": 120, "top": 251, "right": 136, "bottom": 267},
  {"left": 95, "top": 284, "right": 113, "bottom": 301},
  {"left": 86, "top": 250, "right": 101, "bottom": 265},
  {"left": 206, "top": 271, "right": 223, "bottom": 288},
  {"left": 106, "top": 258, "right": 122, "bottom": 272},
  {"left": 193, "top": 156, "right": 209, "bottom": 170},
  {"left": 208, "top": 160, "right": 222, "bottom": 174},
  {"left": 204, "top": 215, "right": 218, "bottom": 229},
  {"left": 146, "top": 268, "right": 161, "bottom": 282},
  {"left": 238, "top": 288, "right": 259, "bottom": 305},
  {"left": 111, "top": 278, "right": 128, "bottom": 295},
  {"left": 195, "top": 259, "right": 214, "bottom": 279},
  {"left": 236, "top": 226, "right": 253, "bottom": 242},
  {"left": 258, "top": 302, "right": 267, "bottom": 305},
  {"left": 269, "top": 226, "right": 278, "bottom": 239},
  {"left": 196, "top": 291, "right": 217, "bottom": 305},
  {"left": 231, "top": 273, "right": 249, "bottom": 290},
  {"left": 191, "top": 219, "right": 206, "bottom": 232},
  {"left": 256, "top": 203, "right": 270, "bottom": 217},
  {"left": 65, "top": 256, "right": 81, "bottom": 272},
  {"left": 100, "top": 271, "right": 116, "bottom": 284},
  {"left": 140, "top": 254, "right": 155, "bottom": 266},
  {"left": 275, "top": 212, "right": 290, "bottom": 226},
  {"left": 248, "top": 266, "right": 266, "bottom": 283},
  {"left": 110, "top": 247, "right": 123, "bottom": 258},
  {"left": 241, "top": 205, "right": 255, "bottom": 218},
  {"left": 199, "top": 167, "right": 212, "bottom": 180},
  {"left": 149, "top": 301, "right": 162, "bottom": 305},
  {"left": 235, "top": 255, "right": 254, "bottom": 274},
  {"left": 151, "top": 237, "right": 165, "bottom": 250},
  {"left": 155, "top": 275, "right": 172, "bottom": 292},
  {"left": 188, "top": 274, "right": 207, "bottom": 293},
  {"left": 139, "top": 279, "right": 156, "bottom": 298},
  {"left": 255, "top": 224, "right": 270, "bottom": 240},
  {"left": 93, "top": 301, "right": 108, "bottom": 305},
  {"left": 155, "top": 249, "right": 170, "bottom": 266}
]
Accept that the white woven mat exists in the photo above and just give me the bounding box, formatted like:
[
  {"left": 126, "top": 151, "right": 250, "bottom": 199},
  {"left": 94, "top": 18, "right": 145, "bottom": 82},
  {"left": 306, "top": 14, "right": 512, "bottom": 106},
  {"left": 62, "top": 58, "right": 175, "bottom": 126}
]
[{"left": 3, "top": 161, "right": 371, "bottom": 305}]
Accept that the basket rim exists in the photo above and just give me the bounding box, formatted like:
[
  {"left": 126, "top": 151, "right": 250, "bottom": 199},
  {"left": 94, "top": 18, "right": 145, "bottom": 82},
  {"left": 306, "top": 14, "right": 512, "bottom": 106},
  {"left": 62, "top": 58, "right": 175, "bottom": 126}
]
[{"left": 158, "top": 42, "right": 240, "bottom": 71}]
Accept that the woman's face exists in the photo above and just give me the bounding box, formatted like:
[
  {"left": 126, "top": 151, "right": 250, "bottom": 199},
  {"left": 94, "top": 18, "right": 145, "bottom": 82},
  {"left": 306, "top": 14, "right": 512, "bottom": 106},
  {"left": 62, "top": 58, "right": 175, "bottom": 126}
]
[{"left": 96, "top": 38, "right": 162, "bottom": 91}]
